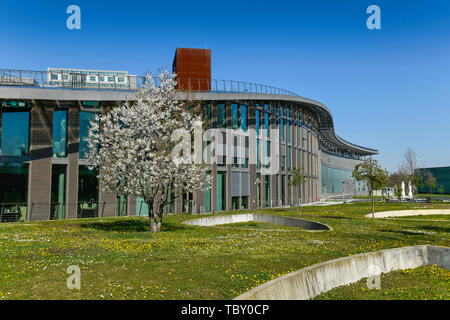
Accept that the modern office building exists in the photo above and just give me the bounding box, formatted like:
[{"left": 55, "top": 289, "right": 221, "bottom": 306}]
[
  {"left": 417, "top": 166, "right": 450, "bottom": 194},
  {"left": 0, "top": 48, "right": 377, "bottom": 222}
]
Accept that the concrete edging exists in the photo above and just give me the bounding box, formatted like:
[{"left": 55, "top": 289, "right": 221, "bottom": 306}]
[
  {"left": 183, "top": 213, "right": 331, "bottom": 231},
  {"left": 365, "top": 209, "right": 450, "bottom": 218},
  {"left": 234, "top": 245, "right": 450, "bottom": 300}
]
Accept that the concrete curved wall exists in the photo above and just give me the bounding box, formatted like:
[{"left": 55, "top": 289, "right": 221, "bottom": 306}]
[
  {"left": 183, "top": 214, "right": 330, "bottom": 231},
  {"left": 235, "top": 245, "right": 450, "bottom": 300},
  {"left": 365, "top": 209, "right": 450, "bottom": 218}
]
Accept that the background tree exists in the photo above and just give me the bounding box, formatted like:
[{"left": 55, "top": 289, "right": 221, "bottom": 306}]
[
  {"left": 86, "top": 70, "right": 210, "bottom": 233},
  {"left": 399, "top": 147, "right": 423, "bottom": 191},
  {"left": 438, "top": 185, "right": 445, "bottom": 195},
  {"left": 423, "top": 170, "right": 437, "bottom": 194},
  {"left": 288, "top": 167, "right": 306, "bottom": 204},
  {"left": 352, "top": 158, "right": 388, "bottom": 217}
]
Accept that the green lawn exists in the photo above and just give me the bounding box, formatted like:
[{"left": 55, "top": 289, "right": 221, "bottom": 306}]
[{"left": 0, "top": 202, "right": 449, "bottom": 300}]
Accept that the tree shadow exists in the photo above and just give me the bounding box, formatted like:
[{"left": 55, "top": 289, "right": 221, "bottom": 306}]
[
  {"left": 79, "top": 218, "right": 190, "bottom": 233},
  {"left": 299, "top": 215, "right": 355, "bottom": 220},
  {"left": 418, "top": 225, "right": 450, "bottom": 233},
  {"left": 379, "top": 229, "right": 425, "bottom": 236},
  {"left": 80, "top": 219, "right": 149, "bottom": 232}
]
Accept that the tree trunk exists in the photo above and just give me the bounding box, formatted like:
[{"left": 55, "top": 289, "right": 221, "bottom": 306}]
[
  {"left": 148, "top": 200, "right": 164, "bottom": 233},
  {"left": 372, "top": 192, "right": 375, "bottom": 218}
]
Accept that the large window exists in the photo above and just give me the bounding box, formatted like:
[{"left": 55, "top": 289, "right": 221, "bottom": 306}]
[
  {"left": 240, "top": 105, "right": 247, "bottom": 132},
  {"left": 255, "top": 109, "right": 260, "bottom": 135},
  {"left": 78, "top": 165, "right": 98, "bottom": 218},
  {"left": 205, "top": 172, "right": 211, "bottom": 212},
  {"left": 204, "top": 104, "right": 211, "bottom": 129},
  {"left": 79, "top": 112, "right": 96, "bottom": 159},
  {"left": 53, "top": 110, "right": 67, "bottom": 158},
  {"left": 0, "top": 162, "right": 28, "bottom": 203},
  {"left": 217, "top": 172, "right": 226, "bottom": 211},
  {"left": 1, "top": 111, "right": 29, "bottom": 156},
  {"left": 231, "top": 104, "right": 239, "bottom": 130},
  {"left": 51, "top": 165, "right": 66, "bottom": 220},
  {"left": 264, "top": 108, "right": 270, "bottom": 137},
  {"left": 286, "top": 108, "right": 290, "bottom": 143},
  {"left": 216, "top": 103, "right": 226, "bottom": 128},
  {"left": 0, "top": 162, "right": 28, "bottom": 221},
  {"left": 264, "top": 175, "right": 270, "bottom": 207}
]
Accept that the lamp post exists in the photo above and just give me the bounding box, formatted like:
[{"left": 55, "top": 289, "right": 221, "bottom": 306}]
[{"left": 342, "top": 181, "right": 346, "bottom": 203}]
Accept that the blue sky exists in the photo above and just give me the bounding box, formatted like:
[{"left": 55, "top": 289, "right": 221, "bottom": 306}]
[{"left": 1, "top": 0, "right": 449, "bottom": 172}]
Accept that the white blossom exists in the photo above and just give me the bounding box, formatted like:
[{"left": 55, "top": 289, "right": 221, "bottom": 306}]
[{"left": 86, "top": 70, "right": 211, "bottom": 232}]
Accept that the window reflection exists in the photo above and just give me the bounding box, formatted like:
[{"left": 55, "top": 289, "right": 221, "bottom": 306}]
[
  {"left": 53, "top": 110, "right": 67, "bottom": 158},
  {"left": 1, "top": 111, "right": 29, "bottom": 156}
]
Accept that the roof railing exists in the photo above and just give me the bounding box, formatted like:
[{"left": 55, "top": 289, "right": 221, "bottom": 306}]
[{"left": 0, "top": 69, "right": 299, "bottom": 96}]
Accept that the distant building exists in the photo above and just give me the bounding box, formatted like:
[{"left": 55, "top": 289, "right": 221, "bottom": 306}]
[
  {"left": 417, "top": 166, "right": 450, "bottom": 194},
  {"left": 47, "top": 68, "right": 137, "bottom": 89}
]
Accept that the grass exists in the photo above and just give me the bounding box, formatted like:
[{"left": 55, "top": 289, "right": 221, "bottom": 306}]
[
  {"left": 315, "top": 265, "right": 450, "bottom": 300},
  {"left": 0, "top": 202, "right": 449, "bottom": 300}
]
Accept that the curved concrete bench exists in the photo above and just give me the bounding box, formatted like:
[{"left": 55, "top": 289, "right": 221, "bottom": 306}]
[
  {"left": 183, "top": 213, "right": 330, "bottom": 231},
  {"left": 235, "top": 245, "right": 450, "bottom": 300},
  {"left": 365, "top": 209, "right": 450, "bottom": 218}
]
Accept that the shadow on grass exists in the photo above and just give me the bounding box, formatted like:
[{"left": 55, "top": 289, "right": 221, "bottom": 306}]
[
  {"left": 79, "top": 219, "right": 189, "bottom": 233},
  {"left": 418, "top": 225, "right": 450, "bottom": 233},
  {"left": 379, "top": 229, "right": 440, "bottom": 236},
  {"left": 298, "top": 215, "right": 355, "bottom": 220}
]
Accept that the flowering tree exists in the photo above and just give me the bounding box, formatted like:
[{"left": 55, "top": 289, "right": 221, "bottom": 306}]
[{"left": 86, "top": 70, "right": 210, "bottom": 232}]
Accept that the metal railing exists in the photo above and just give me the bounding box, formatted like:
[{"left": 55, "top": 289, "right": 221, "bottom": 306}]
[
  {"left": 0, "top": 201, "right": 101, "bottom": 223},
  {"left": 0, "top": 69, "right": 299, "bottom": 97},
  {"left": 0, "top": 69, "right": 141, "bottom": 91},
  {"left": 0, "top": 203, "right": 28, "bottom": 222},
  {"left": 178, "top": 78, "right": 298, "bottom": 96}
]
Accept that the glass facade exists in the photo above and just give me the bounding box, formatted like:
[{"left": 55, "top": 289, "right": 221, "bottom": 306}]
[
  {"left": 1, "top": 111, "right": 29, "bottom": 156},
  {"left": 241, "top": 196, "right": 248, "bottom": 209},
  {"left": 217, "top": 103, "right": 226, "bottom": 128},
  {"left": 240, "top": 105, "right": 247, "bottom": 132},
  {"left": 52, "top": 110, "right": 67, "bottom": 158},
  {"left": 264, "top": 175, "right": 270, "bottom": 207},
  {"left": 217, "top": 172, "right": 226, "bottom": 211},
  {"left": 136, "top": 197, "right": 148, "bottom": 216},
  {"left": 79, "top": 111, "right": 96, "bottom": 158},
  {"left": 232, "top": 196, "right": 239, "bottom": 210},
  {"left": 116, "top": 195, "right": 127, "bottom": 216},
  {"left": 255, "top": 109, "right": 260, "bottom": 135},
  {"left": 320, "top": 164, "right": 365, "bottom": 194},
  {"left": 205, "top": 172, "right": 211, "bottom": 212},
  {"left": 51, "top": 164, "right": 66, "bottom": 220},
  {"left": 78, "top": 165, "right": 98, "bottom": 218},
  {"left": 204, "top": 104, "right": 211, "bottom": 128},
  {"left": 231, "top": 104, "right": 239, "bottom": 130},
  {"left": 0, "top": 162, "right": 28, "bottom": 222},
  {"left": 0, "top": 162, "right": 28, "bottom": 203}
]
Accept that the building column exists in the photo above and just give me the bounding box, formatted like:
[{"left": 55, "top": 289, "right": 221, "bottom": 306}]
[
  {"left": 66, "top": 107, "right": 79, "bottom": 219},
  {"left": 28, "top": 102, "right": 52, "bottom": 221},
  {"left": 127, "top": 195, "right": 137, "bottom": 216},
  {"left": 211, "top": 165, "right": 217, "bottom": 212},
  {"left": 248, "top": 104, "right": 257, "bottom": 210},
  {"left": 98, "top": 191, "right": 116, "bottom": 217}
]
